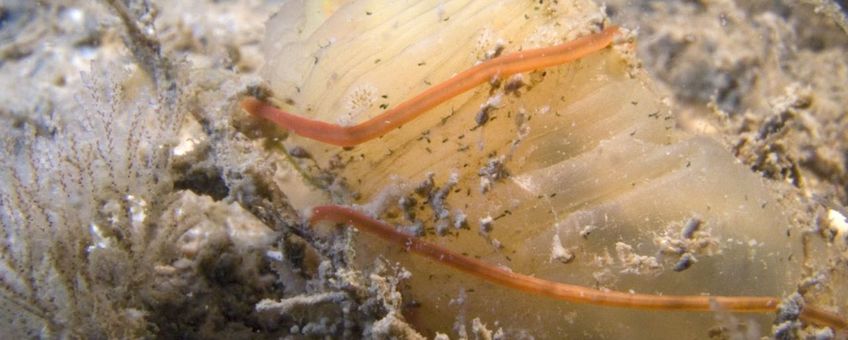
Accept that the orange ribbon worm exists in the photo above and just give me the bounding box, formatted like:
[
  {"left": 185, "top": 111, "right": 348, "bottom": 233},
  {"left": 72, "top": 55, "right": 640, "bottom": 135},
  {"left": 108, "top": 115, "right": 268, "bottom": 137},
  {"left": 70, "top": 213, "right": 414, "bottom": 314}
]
[
  {"left": 310, "top": 204, "right": 848, "bottom": 331},
  {"left": 242, "top": 26, "right": 620, "bottom": 147}
]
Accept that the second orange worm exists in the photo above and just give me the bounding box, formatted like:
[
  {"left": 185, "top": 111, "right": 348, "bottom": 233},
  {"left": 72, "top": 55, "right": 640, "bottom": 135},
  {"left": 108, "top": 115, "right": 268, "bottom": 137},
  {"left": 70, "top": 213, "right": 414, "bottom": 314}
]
[{"left": 310, "top": 204, "right": 848, "bottom": 331}]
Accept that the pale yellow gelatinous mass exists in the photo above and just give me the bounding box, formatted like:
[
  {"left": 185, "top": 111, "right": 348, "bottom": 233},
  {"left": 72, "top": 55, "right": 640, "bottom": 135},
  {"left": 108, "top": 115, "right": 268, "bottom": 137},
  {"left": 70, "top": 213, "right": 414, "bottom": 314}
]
[{"left": 263, "top": 0, "right": 800, "bottom": 338}]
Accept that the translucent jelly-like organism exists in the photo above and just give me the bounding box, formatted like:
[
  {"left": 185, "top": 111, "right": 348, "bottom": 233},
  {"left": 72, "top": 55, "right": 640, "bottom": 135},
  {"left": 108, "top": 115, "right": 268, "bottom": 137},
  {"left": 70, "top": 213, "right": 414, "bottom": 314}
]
[{"left": 252, "top": 0, "right": 841, "bottom": 338}]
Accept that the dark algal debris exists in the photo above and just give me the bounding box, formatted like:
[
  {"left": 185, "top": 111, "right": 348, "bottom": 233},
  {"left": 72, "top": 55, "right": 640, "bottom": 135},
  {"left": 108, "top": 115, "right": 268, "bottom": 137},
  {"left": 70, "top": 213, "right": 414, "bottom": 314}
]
[
  {"left": 414, "top": 172, "right": 435, "bottom": 197},
  {"left": 430, "top": 173, "right": 459, "bottom": 235},
  {"left": 772, "top": 292, "right": 804, "bottom": 340},
  {"left": 672, "top": 253, "right": 696, "bottom": 272},
  {"left": 479, "top": 216, "right": 494, "bottom": 234},
  {"left": 681, "top": 217, "right": 701, "bottom": 239},
  {"left": 475, "top": 106, "right": 492, "bottom": 126},
  {"left": 453, "top": 210, "right": 468, "bottom": 230},
  {"left": 504, "top": 75, "right": 526, "bottom": 95},
  {"left": 288, "top": 146, "right": 312, "bottom": 159},
  {"left": 478, "top": 156, "right": 509, "bottom": 193},
  {"left": 398, "top": 195, "right": 417, "bottom": 221}
]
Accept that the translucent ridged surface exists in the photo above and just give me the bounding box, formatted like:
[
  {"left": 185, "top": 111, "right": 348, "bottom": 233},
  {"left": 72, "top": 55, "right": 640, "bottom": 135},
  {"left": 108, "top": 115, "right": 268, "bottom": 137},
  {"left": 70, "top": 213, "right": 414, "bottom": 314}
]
[{"left": 264, "top": 0, "right": 800, "bottom": 337}]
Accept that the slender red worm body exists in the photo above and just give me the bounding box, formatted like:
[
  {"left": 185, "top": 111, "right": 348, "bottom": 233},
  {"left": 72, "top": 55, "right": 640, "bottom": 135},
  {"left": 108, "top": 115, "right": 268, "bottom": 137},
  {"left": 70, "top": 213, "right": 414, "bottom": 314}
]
[
  {"left": 241, "top": 26, "right": 620, "bottom": 147},
  {"left": 310, "top": 205, "right": 848, "bottom": 331}
]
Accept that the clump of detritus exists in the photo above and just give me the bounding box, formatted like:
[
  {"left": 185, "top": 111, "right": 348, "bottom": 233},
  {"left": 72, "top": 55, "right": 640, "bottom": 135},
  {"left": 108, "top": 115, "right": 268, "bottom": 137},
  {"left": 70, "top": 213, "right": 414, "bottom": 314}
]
[
  {"left": 412, "top": 172, "right": 462, "bottom": 235},
  {"left": 479, "top": 216, "right": 494, "bottom": 234},
  {"left": 550, "top": 234, "right": 576, "bottom": 264},
  {"left": 615, "top": 242, "right": 661, "bottom": 275},
  {"left": 727, "top": 85, "right": 813, "bottom": 188},
  {"left": 441, "top": 317, "right": 505, "bottom": 340},
  {"left": 654, "top": 217, "right": 720, "bottom": 272},
  {"left": 257, "top": 255, "right": 423, "bottom": 339},
  {"left": 356, "top": 171, "right": 478, "bottom": 238},
  {"left": 478, "top": 155, "right": 510, "bottom": 193},
  {"left": 772, "top": 293, "right": 804, "bottom": 340}
]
